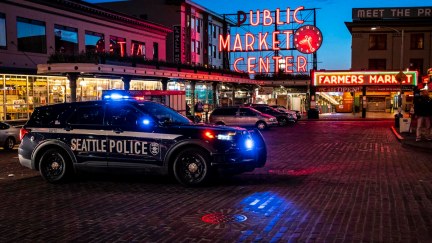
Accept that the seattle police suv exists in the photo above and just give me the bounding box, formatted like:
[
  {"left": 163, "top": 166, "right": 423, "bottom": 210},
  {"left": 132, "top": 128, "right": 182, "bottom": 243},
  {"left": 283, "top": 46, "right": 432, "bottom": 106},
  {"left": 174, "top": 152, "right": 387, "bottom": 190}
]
[{"left": 18, "top": 94, "right": 267, "bottom": 186}]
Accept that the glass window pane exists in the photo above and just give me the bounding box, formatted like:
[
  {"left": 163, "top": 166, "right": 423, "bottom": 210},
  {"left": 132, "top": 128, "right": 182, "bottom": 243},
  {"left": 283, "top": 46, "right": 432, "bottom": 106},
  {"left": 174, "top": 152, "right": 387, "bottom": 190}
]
[
  {"left": 0, "top": 13, "right": 6, "bottom": 49},
  {"left": 16, "top": 17, "right": 46, "bottom": 53},
  {"left": 85, "top": 31, "right": 104, "bottom": 53},
  {"left": 153, "top": 42, "right": 159, "bottom": 60},
  {"left": 68, "top": 106, "right": 104, "bottom": 125},
  {"left": 131, "top": 40, "right": 145, "bottom": 58},
  {"left": 110, "top": 35, "right": 126, "bottom": 57},
  {"left": 54, "top": 24, "right": 78, "bottom": 55}
]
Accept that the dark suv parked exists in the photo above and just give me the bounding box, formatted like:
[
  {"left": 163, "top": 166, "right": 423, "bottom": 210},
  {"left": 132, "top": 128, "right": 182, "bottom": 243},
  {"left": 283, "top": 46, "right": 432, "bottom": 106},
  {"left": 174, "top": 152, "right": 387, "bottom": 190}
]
[
  {"left": 209, "top": 106, "right": 278, "bottom": 130},
  {"left": 18, "top": 97, "right": 267, "bottom": 186},
  {"left": 250, "top": 104, "right": 296, "bottom": 126}
]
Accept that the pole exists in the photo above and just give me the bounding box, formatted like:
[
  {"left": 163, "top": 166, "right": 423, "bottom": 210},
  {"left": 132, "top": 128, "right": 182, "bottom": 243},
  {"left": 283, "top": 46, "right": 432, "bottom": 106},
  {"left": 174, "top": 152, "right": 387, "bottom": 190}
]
[{"left": 399, "top": 29, "right": 404, "bottom": 109}]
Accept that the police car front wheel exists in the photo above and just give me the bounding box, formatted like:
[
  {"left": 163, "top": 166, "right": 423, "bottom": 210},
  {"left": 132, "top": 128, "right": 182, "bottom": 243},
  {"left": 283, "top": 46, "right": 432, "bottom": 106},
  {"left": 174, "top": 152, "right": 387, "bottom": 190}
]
[
  {"left": 173, "top": 148, "right": 211, "bottom": 186},
  {"left": 39, "top": 149, "right": 72, "bottom": 183}
]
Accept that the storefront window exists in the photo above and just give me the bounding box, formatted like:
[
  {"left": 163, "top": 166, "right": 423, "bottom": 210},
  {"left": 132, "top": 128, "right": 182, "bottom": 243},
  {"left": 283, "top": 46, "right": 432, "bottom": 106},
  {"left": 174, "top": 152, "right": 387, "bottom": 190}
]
[
  {"left": 110, "top": 36, "right": 126, "bottom": 57},
  {"left": 78, "top": 78, "right": 123, "bottom": 101},
  {"left": 48, "top": 78, "right": 69, "bottom": 104},
  {"left": 2, "top": 75, "right": 27, "bottom": 120},
  {"left": 16, "top": 17, "right": 46, "bottom": 53},
  {"left": 0, "top": 13, "right": 6, "bottom": 49},
  {"left": 130, "top": 80, "right": 161, "bottom": 90},
  {"left": 54, "top": 24, "right": 78, "bottom": 55},
  {"left": 85, "top": 31, "right": 104, "bottom": 53}
]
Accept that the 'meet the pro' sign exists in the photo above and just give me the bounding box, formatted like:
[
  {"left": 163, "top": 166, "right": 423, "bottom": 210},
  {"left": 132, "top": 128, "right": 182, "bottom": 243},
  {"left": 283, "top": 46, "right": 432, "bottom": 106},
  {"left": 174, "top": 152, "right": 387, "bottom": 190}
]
[
  {"left": 313, "top": 71, "right": 418, "bottom": 86},
  {"left": 353, "top": 7, "right": 432, "bottom": 20}
]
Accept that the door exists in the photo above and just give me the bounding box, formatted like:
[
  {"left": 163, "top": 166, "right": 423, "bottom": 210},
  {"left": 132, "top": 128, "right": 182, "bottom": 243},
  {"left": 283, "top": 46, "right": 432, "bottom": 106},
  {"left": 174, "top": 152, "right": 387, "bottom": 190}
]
[
  {"left": 105, "top": 103, "right": 162, "bottom": 169},
  {"left": 66, "top": 104, "right": 107, "bottom": 168}
]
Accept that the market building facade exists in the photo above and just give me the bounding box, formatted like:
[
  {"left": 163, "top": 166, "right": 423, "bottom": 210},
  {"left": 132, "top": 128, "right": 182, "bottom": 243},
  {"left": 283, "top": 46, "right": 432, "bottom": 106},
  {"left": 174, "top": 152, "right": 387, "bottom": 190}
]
[
  {"left": 0, "top": 0, "right": 258, "bottom": 121},
  {"left": 339, "top": 6, "right": 432, "bottom": 117}
]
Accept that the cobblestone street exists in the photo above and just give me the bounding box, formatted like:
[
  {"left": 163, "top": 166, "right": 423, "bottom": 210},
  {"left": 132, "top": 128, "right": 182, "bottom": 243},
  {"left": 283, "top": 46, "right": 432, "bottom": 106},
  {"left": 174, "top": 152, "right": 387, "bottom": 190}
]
[{"left": 1, "top": 120, "right": 432, "bottom": 242}]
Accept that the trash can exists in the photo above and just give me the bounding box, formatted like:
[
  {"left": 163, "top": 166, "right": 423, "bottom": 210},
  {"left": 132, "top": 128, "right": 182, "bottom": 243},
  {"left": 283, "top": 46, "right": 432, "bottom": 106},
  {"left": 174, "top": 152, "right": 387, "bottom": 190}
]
[
  {"left": 308, "top": 108, "right": 319, "bottom": 119},
  {"left": 399, "top": 118, "right": 411, "bottom": 133},
  {"left": 394, "top": 113, "right": 403, "bottom": 128}
]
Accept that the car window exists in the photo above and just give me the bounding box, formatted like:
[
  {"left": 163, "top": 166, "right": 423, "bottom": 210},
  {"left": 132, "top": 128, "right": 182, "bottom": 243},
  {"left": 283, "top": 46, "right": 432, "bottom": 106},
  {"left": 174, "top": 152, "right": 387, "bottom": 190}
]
[
  {"left": 27, "top": 105, "right": 72, "bottom": 127},
  {"left": 108, "top": 104, "right": 141, "bottom": 127},
  {"left": 239, "top": 108, "right": 256, "bottom": 116},
  {"left": 68, "top": 105, "right": 104, "bottom": 125},
  {"left": 210, "top": 108, "right": 222, "bottom": 116},
  {"left": 223, "top": 107, "right": 238, "bottom": 116},
  {"left": 135, "top": 102, "right": 191, "bottom": 125},
  {"left": 0, "top": 122, "right": 9, "bottom": 129}
]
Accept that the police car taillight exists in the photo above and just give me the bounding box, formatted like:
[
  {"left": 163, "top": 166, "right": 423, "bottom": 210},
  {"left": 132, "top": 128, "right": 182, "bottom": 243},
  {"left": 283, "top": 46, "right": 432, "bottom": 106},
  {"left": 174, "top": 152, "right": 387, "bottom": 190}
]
[{"left": 20, "top": 128, "right": 30, "bottom": 140}]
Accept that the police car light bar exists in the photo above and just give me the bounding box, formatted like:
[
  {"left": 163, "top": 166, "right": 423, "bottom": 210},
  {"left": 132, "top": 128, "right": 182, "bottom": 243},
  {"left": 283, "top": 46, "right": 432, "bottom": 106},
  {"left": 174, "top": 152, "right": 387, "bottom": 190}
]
[{"left": 103, "top": 93, "right": 130, "bottom": 100}]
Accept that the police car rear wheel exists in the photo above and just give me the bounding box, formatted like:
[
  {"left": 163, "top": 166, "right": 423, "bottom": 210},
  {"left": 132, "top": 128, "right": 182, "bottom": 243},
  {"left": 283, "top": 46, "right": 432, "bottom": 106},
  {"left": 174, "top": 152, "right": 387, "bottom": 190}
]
[
  {"left": 173, "top": 148, "right": 210, "bottom": 186},
  {"left": 39, "top": 149, "right": 71, "bottom": 183}
]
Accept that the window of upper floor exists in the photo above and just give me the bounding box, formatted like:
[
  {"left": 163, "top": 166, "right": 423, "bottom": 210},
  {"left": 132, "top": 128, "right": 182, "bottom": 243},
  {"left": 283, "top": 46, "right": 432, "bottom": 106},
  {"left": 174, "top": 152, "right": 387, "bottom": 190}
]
[
  {"left": 369, "top": 34, "right": 386, "bottom": 50},
  {"left": 410, "top": 33, "right": 424, "bottom": 50},
  {"left": 110, "top": 35, "right": 126, "bottom": 57},
  {"left": 54, "top": 24, "right": 78, "bottom": 55},
  {"left": 85, "top": 31, "right": 104, "bottom": 54},
  {"left": 0, "top": 13, "right": 6, "bottom": 49},
  {"left": 16, "top": 17, "right": 46, "bottom": 53}
]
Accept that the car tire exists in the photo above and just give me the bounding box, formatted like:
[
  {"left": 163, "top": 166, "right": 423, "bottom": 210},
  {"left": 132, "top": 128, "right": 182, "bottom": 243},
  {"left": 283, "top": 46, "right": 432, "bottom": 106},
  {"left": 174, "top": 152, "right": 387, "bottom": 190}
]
[
  {"left": 256, "top": 121, "right": 267, "bottom": 130},
  {"left": 3, "top": 137, "right": 15, "bottom": 150},
  {"left": 39, "top": 148, "right": 72, "bottom": 183},
  {"left": 278, "top": 117, "right": 288, "bottom": 126},
  {"left": 173, "top": 148, "right": 211, "bottom": 186}
]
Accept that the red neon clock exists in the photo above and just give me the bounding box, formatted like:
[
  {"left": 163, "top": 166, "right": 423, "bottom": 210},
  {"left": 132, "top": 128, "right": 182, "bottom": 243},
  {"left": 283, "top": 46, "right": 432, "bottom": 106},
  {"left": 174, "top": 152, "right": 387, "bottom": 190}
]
[{"left": 294, "top": 25, "right": 323, "bottom": 54}]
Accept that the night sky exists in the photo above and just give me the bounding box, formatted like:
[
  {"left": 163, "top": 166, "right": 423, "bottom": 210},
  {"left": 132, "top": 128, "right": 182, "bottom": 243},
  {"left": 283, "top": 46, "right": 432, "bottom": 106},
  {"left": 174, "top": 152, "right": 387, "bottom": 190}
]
[{"left": 86, "top": 0, "right": 429, "bottom": 71}]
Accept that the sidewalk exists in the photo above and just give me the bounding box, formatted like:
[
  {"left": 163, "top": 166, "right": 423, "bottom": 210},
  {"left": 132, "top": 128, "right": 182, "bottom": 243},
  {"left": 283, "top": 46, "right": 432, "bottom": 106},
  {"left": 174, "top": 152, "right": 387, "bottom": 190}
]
[{"left": 391, "top": 126, "right": 432, "bottom": 152}]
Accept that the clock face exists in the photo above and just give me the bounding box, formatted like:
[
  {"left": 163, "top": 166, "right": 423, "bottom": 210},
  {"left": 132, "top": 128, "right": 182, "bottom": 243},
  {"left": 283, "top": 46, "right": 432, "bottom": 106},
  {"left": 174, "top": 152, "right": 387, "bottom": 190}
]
[{"left": 294, "top": 25, "right": 323, "bottom": 54}]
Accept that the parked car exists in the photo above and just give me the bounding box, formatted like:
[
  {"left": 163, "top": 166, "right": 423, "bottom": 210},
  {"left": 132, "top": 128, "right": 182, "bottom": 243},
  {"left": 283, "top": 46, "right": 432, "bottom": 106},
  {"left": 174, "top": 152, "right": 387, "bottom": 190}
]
[
  {"left": 0, "top": 121, "right": 21, "bottom": 150},
  {"left": 250, "top": 104, "right": 296, "bottom": 126},
  {"left": 209, "top": 106, "right": 278, "bottom": 130},
  {"left": 270, "top": 105, "right": 299, "bottom": 121}
]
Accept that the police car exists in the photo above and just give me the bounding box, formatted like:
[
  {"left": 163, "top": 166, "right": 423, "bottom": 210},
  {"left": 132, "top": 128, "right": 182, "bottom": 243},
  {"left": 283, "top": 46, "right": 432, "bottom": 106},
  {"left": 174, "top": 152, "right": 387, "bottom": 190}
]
[{"left": 18, "top": 94, "right": 267, "bottom": 186}]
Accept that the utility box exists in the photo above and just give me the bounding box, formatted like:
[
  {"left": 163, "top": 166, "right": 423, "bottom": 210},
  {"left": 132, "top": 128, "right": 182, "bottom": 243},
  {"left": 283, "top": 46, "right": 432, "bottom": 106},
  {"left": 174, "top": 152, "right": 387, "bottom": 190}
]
[{"left": 399, "top": 118, "right": 411, "bottom": 133}]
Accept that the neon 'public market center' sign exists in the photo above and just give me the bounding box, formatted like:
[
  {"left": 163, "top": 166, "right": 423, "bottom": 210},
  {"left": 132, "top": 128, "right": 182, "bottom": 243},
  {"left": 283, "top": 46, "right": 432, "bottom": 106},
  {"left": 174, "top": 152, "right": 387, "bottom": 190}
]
[{"left": 218, "top": 7, "right": 323, "bottom": 74}]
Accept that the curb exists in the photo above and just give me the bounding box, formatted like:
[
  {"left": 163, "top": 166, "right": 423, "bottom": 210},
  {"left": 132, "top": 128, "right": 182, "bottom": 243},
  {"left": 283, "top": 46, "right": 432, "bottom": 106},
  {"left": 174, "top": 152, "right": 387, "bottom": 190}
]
[{"left": 391, "top": 126, "right": 404, "bottom": 141}]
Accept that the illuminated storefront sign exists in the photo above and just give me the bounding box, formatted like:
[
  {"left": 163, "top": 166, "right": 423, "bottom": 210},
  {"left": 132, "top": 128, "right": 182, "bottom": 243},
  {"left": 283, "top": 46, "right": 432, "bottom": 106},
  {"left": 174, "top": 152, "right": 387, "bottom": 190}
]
[
  {"left": 313, "top": 71, "right": 417, "bottom": 86},
  {"left": 219, "top": 7, "right": 322, "bottom": 74}
]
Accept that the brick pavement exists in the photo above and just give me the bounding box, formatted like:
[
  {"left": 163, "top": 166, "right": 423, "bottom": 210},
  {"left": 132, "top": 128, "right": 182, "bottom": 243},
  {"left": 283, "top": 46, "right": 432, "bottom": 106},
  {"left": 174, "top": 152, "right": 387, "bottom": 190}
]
[{"left": 0, "top": 120, "right": 432, "bottom": 242}]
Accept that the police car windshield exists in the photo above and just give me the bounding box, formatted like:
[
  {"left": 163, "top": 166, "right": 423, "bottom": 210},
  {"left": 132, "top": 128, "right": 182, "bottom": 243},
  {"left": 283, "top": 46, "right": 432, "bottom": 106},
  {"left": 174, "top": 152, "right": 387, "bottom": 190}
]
[{"left": 137, "top": 102, "right": 191, "bottom": 125}]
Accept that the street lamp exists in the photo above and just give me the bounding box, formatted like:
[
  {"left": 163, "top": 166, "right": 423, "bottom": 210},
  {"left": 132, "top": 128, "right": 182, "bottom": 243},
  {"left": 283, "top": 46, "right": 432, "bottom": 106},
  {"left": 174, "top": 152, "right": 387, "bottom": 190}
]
[{"left": 371, "top": 26, "right": 405, "bottom": 108}]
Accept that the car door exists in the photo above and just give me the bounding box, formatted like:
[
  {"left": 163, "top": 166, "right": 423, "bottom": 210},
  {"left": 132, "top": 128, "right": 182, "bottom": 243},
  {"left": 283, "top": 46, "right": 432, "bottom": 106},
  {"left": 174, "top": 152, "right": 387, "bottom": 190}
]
[
  {"left": 105, "top": 102, "right": 162, "bottom": 169},
  {"left": 65, "top": 103, "right": 108, "bottom": 169},
  {"left": 239, "top": 108, "right": 258, "bottom": 127}
]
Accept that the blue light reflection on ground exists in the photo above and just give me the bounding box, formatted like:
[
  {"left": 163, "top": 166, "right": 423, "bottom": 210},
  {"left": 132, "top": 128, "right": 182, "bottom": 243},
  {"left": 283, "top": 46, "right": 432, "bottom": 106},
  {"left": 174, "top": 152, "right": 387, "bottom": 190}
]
[{"left": 238, "top": 191, "right": 302, "bottom": 242}]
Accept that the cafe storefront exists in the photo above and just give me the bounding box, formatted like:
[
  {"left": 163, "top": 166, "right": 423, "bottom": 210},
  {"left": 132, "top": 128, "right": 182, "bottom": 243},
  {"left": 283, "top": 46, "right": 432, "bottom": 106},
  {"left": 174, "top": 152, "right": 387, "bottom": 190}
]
[
  {"left": 0, "top": 74, "right": 165, "bottom": 121},
  {"left": 311, "top": 70, "right": 418, "bottom": 117}
]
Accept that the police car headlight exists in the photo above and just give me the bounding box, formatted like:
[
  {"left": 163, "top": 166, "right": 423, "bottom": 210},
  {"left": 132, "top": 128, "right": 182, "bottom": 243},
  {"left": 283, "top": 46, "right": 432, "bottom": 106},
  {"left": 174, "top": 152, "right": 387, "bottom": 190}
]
[
  {"left": 216, "top": 131, "right": 236, "bottom": 141},
  {"left": 245, "top": 138, "right": 254, "bottom": 149}
]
